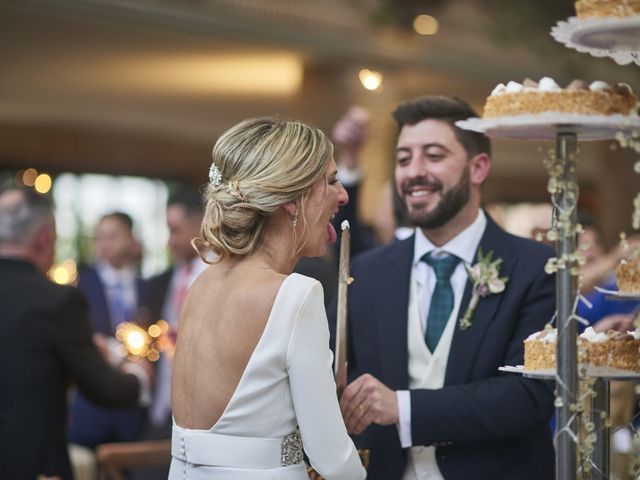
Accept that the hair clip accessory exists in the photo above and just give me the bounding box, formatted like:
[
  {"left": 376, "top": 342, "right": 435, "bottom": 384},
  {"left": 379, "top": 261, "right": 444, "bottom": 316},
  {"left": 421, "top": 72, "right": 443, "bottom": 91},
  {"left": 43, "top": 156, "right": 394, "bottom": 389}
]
[{"left": 209, "top": 163, "right": 222, "bottom": 187}]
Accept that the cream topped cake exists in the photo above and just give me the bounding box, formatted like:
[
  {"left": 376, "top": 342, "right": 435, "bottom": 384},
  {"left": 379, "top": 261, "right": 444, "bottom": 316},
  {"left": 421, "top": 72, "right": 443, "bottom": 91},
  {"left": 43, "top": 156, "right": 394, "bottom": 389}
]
[
  {"left": 483, "top": 77, "right": 638, "bottom": 118},
  {"left": 524, "top": 326, "right": 640, "bottom": 372},
  {"left": 524, "top": 327, "right": 557, "bottom": 371},
  {"left": 575, "top": 0, "right": 640, "bottom": 19},
  {"left": 582, "top": 327, "right": 640, "bottom": 371}
]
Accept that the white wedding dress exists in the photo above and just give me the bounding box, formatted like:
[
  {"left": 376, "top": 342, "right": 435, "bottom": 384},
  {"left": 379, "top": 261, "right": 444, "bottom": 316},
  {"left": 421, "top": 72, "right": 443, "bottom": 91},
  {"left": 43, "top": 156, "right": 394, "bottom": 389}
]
[{"left": 168, "top": 273, "right": 366, "bottom": 480}]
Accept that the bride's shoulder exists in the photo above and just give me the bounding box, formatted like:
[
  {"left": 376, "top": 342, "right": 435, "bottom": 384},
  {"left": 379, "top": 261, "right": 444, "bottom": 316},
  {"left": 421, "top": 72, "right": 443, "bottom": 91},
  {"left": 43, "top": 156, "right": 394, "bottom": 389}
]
[{"left": 286, "top": 272, "right": 322, "bottom": 295}]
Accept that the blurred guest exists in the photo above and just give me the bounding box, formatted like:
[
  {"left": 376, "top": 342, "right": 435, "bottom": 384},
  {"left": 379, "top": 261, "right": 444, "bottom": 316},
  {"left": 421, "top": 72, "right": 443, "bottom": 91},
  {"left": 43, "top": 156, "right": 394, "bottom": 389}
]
[
  {"left": 79, "top": 212, "right": 144, "bottom": 336},
  {"left": 576, "top": 212, "right": 640, "bottom": 330},
  {"left": 331, "top": 106, "right": 381, "bottom": 255},
  {"left": 0, "top": 186, "right": 149, "bottom": 480},
  {"left": 68, "top": 212, "right": 147, "bottom": 448}
]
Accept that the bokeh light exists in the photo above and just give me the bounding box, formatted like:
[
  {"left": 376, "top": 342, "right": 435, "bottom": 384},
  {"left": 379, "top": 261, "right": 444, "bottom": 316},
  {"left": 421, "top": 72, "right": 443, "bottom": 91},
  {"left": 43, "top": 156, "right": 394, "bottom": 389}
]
[
  {"left": 126, "top": 330, "right": 146, "bottom": 355},
  {"left": 22, "top": 168, "right": 38, "bottom": 186},
  {"left": 413, "top": 14, "right": 439, "bottom": 35},
  {"left": 358, "top": 69, "right": 383, "bottom": 91},
  {"left": 51, "top": 266, "right": 70, "bottom": 284},
  {"left": 48, "top": 259, "right": 77, "bottom": 285},
  {"left": 34, "top": 173, "right": 52, "bottom": 193},
  {"left": 148, "top": 324, "right": 162, "bottom": 338}
]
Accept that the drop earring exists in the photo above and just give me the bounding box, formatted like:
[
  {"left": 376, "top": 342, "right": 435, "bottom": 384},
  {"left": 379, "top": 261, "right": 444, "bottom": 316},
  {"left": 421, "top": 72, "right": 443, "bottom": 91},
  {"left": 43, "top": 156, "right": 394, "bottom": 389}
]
[{"left": 292, "top": 210, "right": 299, "bottom": 228}]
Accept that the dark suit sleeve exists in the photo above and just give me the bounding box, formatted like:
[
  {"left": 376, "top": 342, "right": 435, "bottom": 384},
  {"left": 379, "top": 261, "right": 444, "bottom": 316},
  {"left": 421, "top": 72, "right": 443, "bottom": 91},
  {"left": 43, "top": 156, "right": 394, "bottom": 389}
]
[
  {"left": 54, "top": 287, "right": 140, "bottom": 407},
  {"left": 409, "top": 264, "right": 555, "bottom": 445},
  {"left": 138, "top": 270, "right": 171, "bottom": 324}
]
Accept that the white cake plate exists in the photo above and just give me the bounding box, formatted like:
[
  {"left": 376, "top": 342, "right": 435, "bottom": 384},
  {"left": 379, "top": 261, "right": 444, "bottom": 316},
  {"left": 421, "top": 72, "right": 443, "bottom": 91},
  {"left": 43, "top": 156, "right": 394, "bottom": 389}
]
[
  {"left": 456, "top": 113, "right": 640, "bottom": 141},
  {"left": 593, "top": 285, "right": 640, "bottom": 301},
  {"left": 499, "top": 365, "right": 640, "bottom": 380},
  {"left": 551, "top": 16, "right": 640, "bottom": 66}
]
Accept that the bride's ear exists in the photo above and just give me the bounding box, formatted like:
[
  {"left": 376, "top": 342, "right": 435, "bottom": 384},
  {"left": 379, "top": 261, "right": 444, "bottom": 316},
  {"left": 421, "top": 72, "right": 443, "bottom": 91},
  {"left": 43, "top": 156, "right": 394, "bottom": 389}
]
[
  {"left": 282, "top": 201, "right": 299, "bottom": 228},
  {"left": 282, "top": 201, "right": 297, "bottom": 218}
]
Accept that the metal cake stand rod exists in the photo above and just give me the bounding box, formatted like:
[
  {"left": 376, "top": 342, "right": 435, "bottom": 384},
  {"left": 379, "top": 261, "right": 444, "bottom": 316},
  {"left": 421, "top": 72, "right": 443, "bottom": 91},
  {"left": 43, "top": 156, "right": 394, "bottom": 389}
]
[
  {"left": 553, "top": 131, "right": 612, "bottom": 480},
  {"left": 554, "top": 131, "right": 580, "bottom": 480}
]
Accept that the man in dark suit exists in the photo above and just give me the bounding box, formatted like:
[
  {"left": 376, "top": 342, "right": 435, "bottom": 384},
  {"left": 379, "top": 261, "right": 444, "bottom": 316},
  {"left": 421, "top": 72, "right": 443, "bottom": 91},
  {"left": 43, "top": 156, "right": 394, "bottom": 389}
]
[
  {"left": 331, "top": 96, "right": 555, "bottom": 480},
  {"left": 68, "top": 212, "right": 147, "bottom": 447},
  {"left": 0, "top": 186, "right": 149, "bottom": 480}
]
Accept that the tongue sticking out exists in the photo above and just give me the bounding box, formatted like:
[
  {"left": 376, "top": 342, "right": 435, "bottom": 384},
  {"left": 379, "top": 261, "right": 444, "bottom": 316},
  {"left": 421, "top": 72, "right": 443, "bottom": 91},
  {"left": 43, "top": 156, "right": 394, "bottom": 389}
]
[{"left": 327, "top": 223, "right": 337, "bottom": 244}]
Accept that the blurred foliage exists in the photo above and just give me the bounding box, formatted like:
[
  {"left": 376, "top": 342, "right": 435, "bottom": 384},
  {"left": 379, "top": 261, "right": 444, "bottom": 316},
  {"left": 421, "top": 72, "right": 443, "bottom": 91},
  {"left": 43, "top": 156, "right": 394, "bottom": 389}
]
[
  {"left": 481, "top": 0, "right": 640, "bottom": 82},
  {"left": 482, "top": 0, "right": 585, "bottom": 78},
  {"left": 482, "top": 0, "right": 574, "bottom": 48}
]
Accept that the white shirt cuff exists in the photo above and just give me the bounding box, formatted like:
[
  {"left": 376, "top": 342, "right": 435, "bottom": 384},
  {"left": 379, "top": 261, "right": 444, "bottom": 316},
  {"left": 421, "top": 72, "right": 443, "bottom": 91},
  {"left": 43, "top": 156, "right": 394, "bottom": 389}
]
[
  {"left": 122, "top": 362, "right": 152, "bottom": 407},
  {"left": 396, "top": 390, "right": 412, "bottom": 448},
  {"left": 337, "top": 167, "right": 363, "bottom": 187}
]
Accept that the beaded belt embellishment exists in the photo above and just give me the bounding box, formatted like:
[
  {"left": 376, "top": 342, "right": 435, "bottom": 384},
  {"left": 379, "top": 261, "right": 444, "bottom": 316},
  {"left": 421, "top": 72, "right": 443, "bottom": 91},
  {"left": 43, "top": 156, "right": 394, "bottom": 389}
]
[{"left": 280, "top": 429, "right": 303, "bottom": 466}]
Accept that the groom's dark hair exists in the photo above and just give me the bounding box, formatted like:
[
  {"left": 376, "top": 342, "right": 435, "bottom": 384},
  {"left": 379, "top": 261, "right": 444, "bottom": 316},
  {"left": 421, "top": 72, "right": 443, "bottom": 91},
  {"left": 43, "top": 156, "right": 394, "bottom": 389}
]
[{"left": 392, "top": 95, "right": 491, "bottom": 158}]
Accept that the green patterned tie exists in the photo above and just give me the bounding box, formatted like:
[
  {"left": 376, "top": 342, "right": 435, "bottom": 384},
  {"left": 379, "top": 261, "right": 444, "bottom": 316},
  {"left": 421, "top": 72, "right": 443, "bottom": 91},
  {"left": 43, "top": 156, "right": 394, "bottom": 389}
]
[{"left": 422, "top": 252, "right": 461, "bottom": 352}]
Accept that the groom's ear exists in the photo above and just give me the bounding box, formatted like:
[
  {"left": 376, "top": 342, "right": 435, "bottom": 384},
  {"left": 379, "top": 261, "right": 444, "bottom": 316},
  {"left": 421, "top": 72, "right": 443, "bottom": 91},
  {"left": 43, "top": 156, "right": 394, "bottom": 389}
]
[{"left": 282, "top": 201, "right": 297, "bottom": 217}]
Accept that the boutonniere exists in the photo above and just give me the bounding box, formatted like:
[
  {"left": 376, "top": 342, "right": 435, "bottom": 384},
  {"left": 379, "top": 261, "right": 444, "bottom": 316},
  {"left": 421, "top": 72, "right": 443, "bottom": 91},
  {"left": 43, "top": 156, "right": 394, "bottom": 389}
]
[{"left": 459, "top": 248, "right": 508, "bottom": 330}]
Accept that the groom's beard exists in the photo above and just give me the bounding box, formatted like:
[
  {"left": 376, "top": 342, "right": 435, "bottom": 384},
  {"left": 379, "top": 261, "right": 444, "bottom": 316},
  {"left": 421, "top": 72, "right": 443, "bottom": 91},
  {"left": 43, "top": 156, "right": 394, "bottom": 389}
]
[{"left": 403, "top": 166, "right": 470, "bottom": 230}]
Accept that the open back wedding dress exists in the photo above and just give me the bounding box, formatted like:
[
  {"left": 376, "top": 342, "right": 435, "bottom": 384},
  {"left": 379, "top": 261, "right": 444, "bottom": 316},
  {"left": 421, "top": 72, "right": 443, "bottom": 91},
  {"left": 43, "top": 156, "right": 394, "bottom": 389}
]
[{"left": 169, "top": 273, "right": 365, "bottom": 480}]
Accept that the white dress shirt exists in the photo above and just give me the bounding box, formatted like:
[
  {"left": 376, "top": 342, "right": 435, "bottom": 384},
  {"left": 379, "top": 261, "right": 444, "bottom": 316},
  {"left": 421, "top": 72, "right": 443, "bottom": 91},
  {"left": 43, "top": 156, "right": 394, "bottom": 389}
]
[
  {"left": 396, "top": 210, "right": 487, "bottom": 447},
  {"left": 97, "top": 261, "right": 139, "bottom": 330}
]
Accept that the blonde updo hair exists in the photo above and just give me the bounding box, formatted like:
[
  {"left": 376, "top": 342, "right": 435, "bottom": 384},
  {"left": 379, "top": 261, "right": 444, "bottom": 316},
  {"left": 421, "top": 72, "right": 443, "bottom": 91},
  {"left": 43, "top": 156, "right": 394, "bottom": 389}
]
[{"left": 197, "top": 116, "right": 333, "bottom": 263}]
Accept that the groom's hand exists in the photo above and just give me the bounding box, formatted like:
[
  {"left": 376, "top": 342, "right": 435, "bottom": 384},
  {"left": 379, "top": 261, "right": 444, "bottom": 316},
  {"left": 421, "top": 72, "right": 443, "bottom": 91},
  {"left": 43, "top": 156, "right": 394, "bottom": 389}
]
[{"left": 340, "top": 373, "right": 398, "bottom": 435}]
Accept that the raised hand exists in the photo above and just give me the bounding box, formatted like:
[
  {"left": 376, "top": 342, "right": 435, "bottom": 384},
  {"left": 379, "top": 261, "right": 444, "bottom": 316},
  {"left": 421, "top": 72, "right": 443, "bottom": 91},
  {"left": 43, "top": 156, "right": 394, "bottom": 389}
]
[{"left": 331, "top": 106, "right": 370, "bottom": 171}]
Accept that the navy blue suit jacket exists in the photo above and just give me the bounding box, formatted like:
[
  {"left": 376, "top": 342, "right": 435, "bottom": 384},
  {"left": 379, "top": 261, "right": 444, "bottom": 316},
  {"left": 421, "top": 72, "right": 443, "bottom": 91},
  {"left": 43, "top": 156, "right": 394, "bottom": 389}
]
[{"left": 329, "top": 215, "right": 556, "bottom": 480}]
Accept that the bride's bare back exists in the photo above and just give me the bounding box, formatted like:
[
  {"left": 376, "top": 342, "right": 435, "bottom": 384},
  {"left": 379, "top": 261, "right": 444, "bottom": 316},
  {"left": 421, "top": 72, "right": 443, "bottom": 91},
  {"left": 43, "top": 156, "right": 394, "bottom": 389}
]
[{"left": 171, "top": 262, "right": 286, "bottom": 430}]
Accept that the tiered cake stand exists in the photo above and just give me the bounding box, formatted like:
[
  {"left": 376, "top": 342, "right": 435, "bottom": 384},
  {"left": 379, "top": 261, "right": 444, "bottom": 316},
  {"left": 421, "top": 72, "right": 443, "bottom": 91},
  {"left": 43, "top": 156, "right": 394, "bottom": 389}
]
[
  {"left": 553, "top": 11, "right": 640, "bottom": 480},
  {"left": 457, "top": 114, "right": 640, "bottom": 480},
  {"left": 552, "top": 15, "right": 640, "bottom": 66}
]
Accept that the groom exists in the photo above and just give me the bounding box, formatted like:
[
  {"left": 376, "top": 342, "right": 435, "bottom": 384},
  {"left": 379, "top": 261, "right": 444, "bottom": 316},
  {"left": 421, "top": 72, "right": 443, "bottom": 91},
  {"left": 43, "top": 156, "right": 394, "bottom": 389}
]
[{"left": 330, "top": 96, "right": 555, "bottom": 480}]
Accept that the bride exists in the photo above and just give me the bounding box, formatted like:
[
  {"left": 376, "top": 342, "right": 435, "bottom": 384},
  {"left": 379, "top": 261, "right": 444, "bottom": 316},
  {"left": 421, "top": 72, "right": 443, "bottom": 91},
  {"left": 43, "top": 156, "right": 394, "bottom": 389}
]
[{"left": 169, "top": 117, "right": 366, "bottom": 479}]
